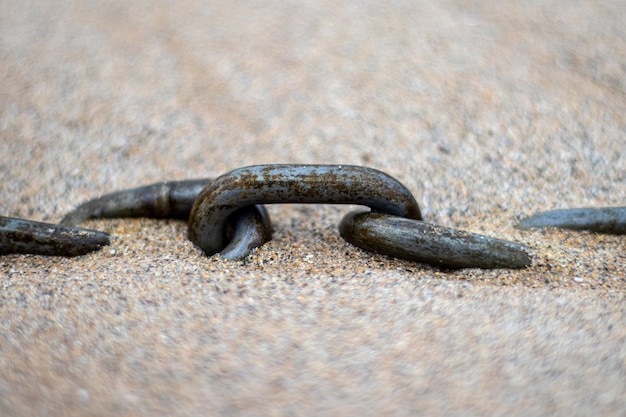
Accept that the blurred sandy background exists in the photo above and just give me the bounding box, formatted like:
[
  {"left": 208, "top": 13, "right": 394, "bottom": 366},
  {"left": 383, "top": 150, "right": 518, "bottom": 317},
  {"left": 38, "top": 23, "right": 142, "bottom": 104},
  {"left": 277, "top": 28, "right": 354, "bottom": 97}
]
[{"left": 1, "top": 1, "right": 625, "bottom": 415}]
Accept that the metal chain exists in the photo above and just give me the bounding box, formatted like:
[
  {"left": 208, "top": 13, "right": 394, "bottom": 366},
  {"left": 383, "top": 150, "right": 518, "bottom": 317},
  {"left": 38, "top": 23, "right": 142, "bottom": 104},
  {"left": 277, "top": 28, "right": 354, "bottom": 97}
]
[
  {"left": 58, "top": 178, "right": 273, "bottom": 260},
  {"left": 339, "top": 212, "right": 532, "bottom": 269},
  {"left": 3, "top": 164, "right": 623, "bottom": 267},
  {"left": 0, "top": 216, "right": 110, "bottom": 256},
  {"left": 516, "top": 207, "right": 626, "bottom": 235},
  {"left": 185, "top": 165, "right": 530, "bottom": 268},
  {"left": 187, "top": 165, "right": 422, "bottom": 259},
  {"left": 60, "top": 178, "right": 211, "bottom": 224}
]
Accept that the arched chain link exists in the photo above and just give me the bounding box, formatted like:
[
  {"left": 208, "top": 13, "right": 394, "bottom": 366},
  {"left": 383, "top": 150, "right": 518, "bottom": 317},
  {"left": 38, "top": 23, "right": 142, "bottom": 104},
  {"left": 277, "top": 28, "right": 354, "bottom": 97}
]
[{"left": 2, "top": 164, "right": 624, "bottom": 268}]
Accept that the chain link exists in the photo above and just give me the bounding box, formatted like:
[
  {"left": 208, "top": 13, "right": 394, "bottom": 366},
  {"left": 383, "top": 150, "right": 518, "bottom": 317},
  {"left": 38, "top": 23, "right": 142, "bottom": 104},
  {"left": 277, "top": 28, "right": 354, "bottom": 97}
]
[
  {"left": 187, "top": 165, "right": 422, "bottom": 258},
  {"left": 60, "top": 179, "right": 211, "bottom": 224},
  {"left": 0, "top": 216, "right": 110, "bottom": 256},
  {"left": 516, "top": 207, "right": 626, "bottom": 235},
  {"left": 40, "top": 164, "right": 526, "bottom": 268},
  {"left": 5, "top": 164, "right": 621, "bottom": 267},
  {"left": 340, "top": 212, "right": 531, "bottom": 269},
  {"left": 58, "top": 178, "right": 273, "bottom": 260}
]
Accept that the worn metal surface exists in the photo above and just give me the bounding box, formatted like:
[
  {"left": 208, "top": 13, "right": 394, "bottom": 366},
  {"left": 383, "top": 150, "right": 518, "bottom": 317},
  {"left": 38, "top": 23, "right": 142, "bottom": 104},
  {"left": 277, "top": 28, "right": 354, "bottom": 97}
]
[
  {"left": 188, "top": 164, "right": 422, "bottom": 256},
  {"left": 516, "top": 207, "right": 626, "bottom": 234},
  {"left": 60, "top": 179, "right": 212, "bottom": 225},
  {"left": 340, "top": 212, "right": 532, "bottom": 269},
  {"left": 219, "top": 205, "right": 273, "bottom": 260},
  {"left": 0, "top": 216, "right": 110, "bottom": 256},
  {"left": 57, "top": 166, "right": 534, "bottom": 267},
  {"left": 60, "top": 179, "right": 272, "bottom": 260}
]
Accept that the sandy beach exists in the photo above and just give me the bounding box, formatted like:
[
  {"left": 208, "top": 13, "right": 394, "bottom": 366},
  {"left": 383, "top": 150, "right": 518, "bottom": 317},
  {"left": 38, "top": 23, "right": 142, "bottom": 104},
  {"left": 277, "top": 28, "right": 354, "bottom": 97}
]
[{"left": 1, "top": 1, "right": 625, "bottom": 415}]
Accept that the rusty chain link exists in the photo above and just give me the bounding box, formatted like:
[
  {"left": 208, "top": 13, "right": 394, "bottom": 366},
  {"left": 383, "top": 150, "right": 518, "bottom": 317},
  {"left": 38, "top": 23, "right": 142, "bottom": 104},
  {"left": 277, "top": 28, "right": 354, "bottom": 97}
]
[
  {"left": 516, "top": 207, "right": 626, "bottom": 235},
  {"left": 3, "top": 164, "right": 624, "bottom": 268},
  {"left": 0, "top": 216, "right": 110, "bottom": 257},
  {"left": 187, "top": 165, "right": 423, "bottom": 259}
]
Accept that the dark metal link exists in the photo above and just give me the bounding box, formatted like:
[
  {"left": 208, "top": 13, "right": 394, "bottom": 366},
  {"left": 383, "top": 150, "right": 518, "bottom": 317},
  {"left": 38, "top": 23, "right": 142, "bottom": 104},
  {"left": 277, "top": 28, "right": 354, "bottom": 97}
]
[
  {"left": 188, "top": 164, "right": 422, "bottom": 257},
  {"left": 56, "top": 165, "right": 533, "bottom": 268},
  {"left": 516, "top": 207, "right": 626, "bottom": 235},
  {"left": 60, "top": 179, "right": 272, "bottom": 260},
  {"left": 340, "top": 211, "right": 531, "bottom": 269},
  {"left": 12, "top": 165, "right": 624, "bottom": 267},
  {"left": 0, "top": 216, "right": 110, "bottom": 256},
  {"left": 60, "top": 179, "right": 212, "bottom": 225}
]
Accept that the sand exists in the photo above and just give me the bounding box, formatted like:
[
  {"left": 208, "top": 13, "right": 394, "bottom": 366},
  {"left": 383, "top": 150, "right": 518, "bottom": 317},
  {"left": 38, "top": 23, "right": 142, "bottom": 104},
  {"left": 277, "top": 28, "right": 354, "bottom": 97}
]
[{"left": 1, "top": 1, "right": 625, "bottom": 415}]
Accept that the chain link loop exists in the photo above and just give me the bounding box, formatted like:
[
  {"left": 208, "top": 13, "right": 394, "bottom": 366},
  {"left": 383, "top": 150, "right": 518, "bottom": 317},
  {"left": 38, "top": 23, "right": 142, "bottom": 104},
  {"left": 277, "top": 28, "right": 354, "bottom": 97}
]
[
  {"left": 41, "top": 164, "right": 533, "bottom": 269},
  {"left": 0, "top": 216, "right": 110, "bottom": 256},
  {"left": 188, "top": 165, "right": 422, "bottom": 258},
  {"left": 59, "top": 178, "right": 273, "bottom": 260},
  {"left": 3, "top": 167, "right": 621, "bottom": 264},
  {"left": 516, "top": 207, "right": 626, "bottom": 235},
  {"left": 340, "top": 212, "right": 531, "bottom": 269}
]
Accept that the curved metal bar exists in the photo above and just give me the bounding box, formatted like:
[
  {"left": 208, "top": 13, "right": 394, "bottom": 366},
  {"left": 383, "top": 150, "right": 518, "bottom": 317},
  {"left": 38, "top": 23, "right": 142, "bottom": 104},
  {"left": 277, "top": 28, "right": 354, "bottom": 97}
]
[
  {"left": 60, "top": 179, "right": 211, "bottom": 225},
  {"left": 220, "top": 205, "right": 272, "bottom": 260},
  {"left": 188, "top": 164, "right": 422, "bottom": 256},
  {"left": 516, "top": 207, "right": 626, "bottom": 234},
  {"left": 340, "top": 211, "right": 531, "bottom": 269},
  {"left": 61, "top": 179, "right": 272, "bottom": 260},
  {"left": 0, "top": 216, "right": 110, "bottom": 256}
]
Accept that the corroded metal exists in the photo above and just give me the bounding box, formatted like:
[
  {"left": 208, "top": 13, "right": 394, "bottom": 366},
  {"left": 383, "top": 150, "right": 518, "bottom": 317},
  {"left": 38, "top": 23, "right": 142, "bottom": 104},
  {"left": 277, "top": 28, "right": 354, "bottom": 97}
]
[
  {"left": 340, "top": 212, "right": 531, "bottom": 269},
  {"left": 60, "top": 179, "right": 272, "bottom": 260},
  {"left": 188, "top": 164, "right": 422, "bottom": 257},
  {"left": 0, "top": 216, "right": 110, "bottom": 256},
  {"left": 516, "top": 207, "right": 626, "bottom": 234},
  {"left": 53, "top": 165, "right": 542, "bottom": 268},
  {"left": 219, "top": 205, "right": 272, "bottom": 260},
  {"left": 60, "top": 179, "right": 212, "bottom": 225}
]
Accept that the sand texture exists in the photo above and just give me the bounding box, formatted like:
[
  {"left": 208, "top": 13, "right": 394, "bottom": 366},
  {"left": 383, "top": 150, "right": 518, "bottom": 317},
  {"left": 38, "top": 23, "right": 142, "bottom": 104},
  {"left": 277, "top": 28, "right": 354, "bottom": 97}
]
[{"left": 1, "top": 1, "right": 625, "bottom": 415}]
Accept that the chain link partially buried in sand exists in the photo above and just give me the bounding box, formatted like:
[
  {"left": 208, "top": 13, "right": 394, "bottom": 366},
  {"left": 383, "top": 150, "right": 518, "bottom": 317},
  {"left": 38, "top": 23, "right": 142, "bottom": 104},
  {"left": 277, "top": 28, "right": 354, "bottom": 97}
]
[
  {"left": 4, "top": 164, "right": 624, "bottom": 268},
  {"left": 54, "top": 164, "right": 530, "bottom": 269},
  {"left": 515, "top": 207, "right": 626, "bottom": 235},
  {"left": 0, "top": 216, "right": 110, "bottom": 257}
]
